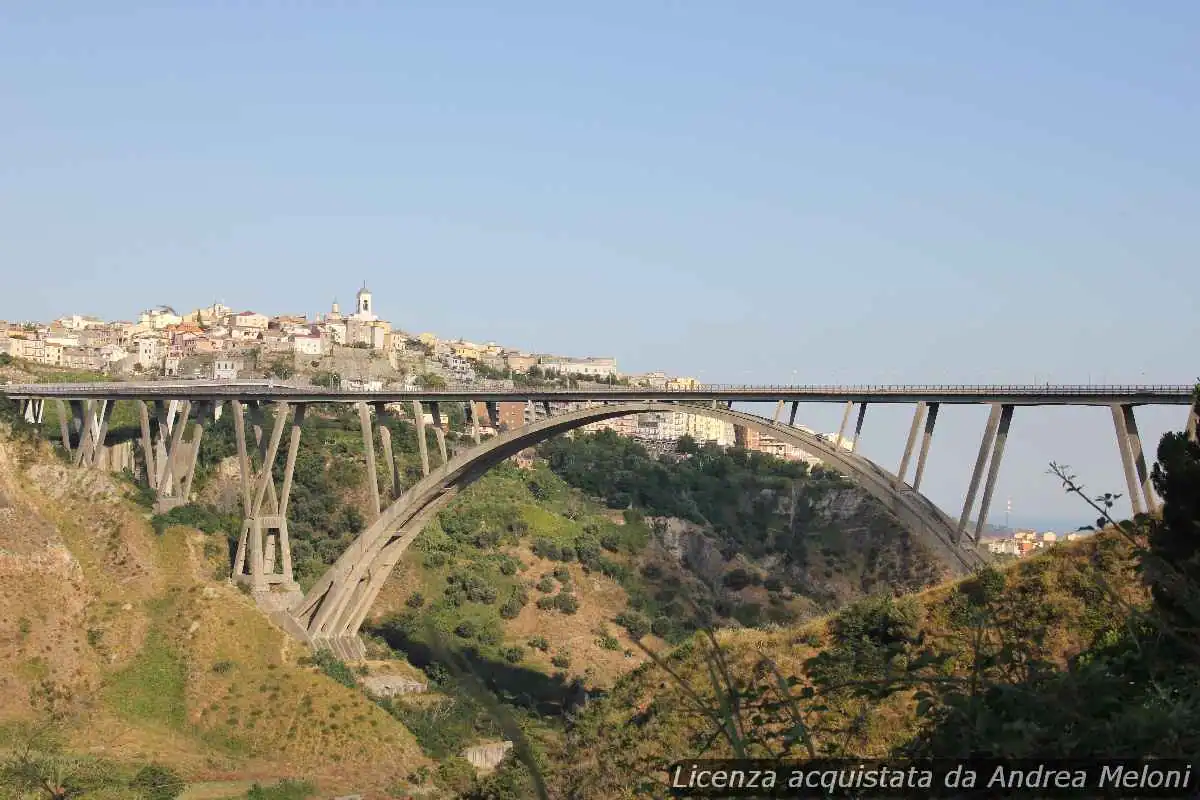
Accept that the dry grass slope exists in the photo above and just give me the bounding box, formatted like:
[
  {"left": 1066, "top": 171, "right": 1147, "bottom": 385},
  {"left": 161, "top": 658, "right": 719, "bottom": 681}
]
[{"left": 0, "top": 433, "right": 431, "bottom": 795}]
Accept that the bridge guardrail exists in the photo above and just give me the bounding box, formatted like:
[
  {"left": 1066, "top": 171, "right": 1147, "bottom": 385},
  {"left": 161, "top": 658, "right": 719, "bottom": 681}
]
[{"left": 2, "top": 381, "right": 1194, "bottom": 395}]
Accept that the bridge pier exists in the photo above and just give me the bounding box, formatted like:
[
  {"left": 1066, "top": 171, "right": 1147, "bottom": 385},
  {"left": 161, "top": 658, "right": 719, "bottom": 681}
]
[
  {"left": 412, "top": 400, "right": 430, "bottom": 476},
  {"left": 958, "top": 403, "right": 1003, "bottom": 544},
  {"left": 1188, "top": 404, "right": 1198, "bottom": 444},
  {"left": 373, "top": 402, "right": 399, "bottom": 500},
  {"left": 912, "top": 403, "right": 939, "bottom": 491},
  {"left": 773, "top": 400, "right": 784, "bottom": 423},
  {"left": 789, "top": 401, "right": 798, "bottom": 426},
  {"left": 973, "top": 404, "right": 1014, "bottom": 543},
  {"left": 467, "top": 400, "right": 481, "bottom": 444},
  {"left": 1111, "top": 404, "right": 1157, "bottom": 516},
  {"left": 21, "top": 398, "right": 45, "bottom": 425},
  {"left": 231, "top": 401, "right": 303, "bottom": 596},
  {"left": 851, "top": 402, "right": 868, "bottom": 452},
  {"left": 835, "top": 401, "right": 853, "bottom": 450},
  {"left": 55, "top": 399, "right": 73, "bottom": 457},
  {"left": 897, "top": 402, "right": 927, "bottom": 483},
  {"left": 357, "top": 402, "right": 382, "bottom": 519},
  {"left": 430, "top": 402, "right": 449, "bottom": 465}
]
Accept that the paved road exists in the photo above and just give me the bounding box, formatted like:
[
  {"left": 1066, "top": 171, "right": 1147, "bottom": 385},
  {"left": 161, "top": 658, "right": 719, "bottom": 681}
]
[{"left": 2, "top": 380, "right": 1193, "bottom": 406}]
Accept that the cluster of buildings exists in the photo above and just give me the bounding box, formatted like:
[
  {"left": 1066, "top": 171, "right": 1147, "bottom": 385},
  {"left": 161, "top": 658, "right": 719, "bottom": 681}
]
[
  {"left": 579, "top": 413, "right": 855, "bottom": 465},
  {"left": 1, "top": 282, "right": 855, "bottom": 465},
  {"left": 0, "top": 284, "right": 627, "bottom": 385},
  {"left": 984, "top": 529, "right": 1087, "bottom": 558}
]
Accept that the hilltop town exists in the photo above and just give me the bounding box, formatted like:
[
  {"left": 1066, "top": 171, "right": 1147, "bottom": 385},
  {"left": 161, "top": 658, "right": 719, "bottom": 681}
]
[{"left": 0, "top": 283, "right": 857, "bottom": 469}]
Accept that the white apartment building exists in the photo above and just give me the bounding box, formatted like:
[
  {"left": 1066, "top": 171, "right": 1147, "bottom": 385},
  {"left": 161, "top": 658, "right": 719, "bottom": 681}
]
[
  {"left": 293, "top": 334, "right": 323, "bottom": 356},
  {"left": 212, "top": 358, "right": 243, "bottom": 380},
  {"left": 539, "top": 356, "right": 618, "bottom": 379},
  {"left": 231, "top": 311, "right": 269, "bottom": 330},
  {"left": 134, "top": 335, "right": 164, "bottom": 369}
]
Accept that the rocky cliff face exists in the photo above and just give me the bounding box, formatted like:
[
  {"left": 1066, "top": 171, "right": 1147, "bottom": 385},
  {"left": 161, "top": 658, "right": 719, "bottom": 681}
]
[{"left": 645, "top": 482, "right": 950, "bottom": 626}]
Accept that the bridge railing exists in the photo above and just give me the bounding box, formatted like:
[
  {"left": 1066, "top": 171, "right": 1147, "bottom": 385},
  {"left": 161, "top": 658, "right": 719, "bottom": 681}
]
[{"left": 2, "top": 381, "right": 1194, "bottom": 395}]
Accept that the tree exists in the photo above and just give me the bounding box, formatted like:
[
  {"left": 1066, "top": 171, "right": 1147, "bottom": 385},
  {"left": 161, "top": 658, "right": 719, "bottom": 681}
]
[
  {"left": 0, "top": 682, "right": 108, "bottom": 800},
  {"left": 418, "top": 373, "right": 447, "bottom": 389}
]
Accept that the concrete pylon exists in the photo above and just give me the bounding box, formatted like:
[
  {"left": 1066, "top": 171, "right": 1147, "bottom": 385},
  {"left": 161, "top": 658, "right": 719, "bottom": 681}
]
[
  {"left": 973, "top": 404, "right": 1014, "bottom": 543},
  {"left": 912, "top": 403, "right": 939, "bottom": 491},
  {"left": 958, "top": 403, "right": 1003, "bottom": 544},
  {"left": 897, "top": 402, "right": 927, "bottom": 484},
  {"left": 357, "top": 402, "right": 381, "bottom": 520},
  {"left": 1111, "top": 404, "right": 1146, "bottom": 517},
  {"left": 834, "top": 401, "right": 853, "bottom": 450},
  {"left": 231, "top": 401, "right": 303, "bottom": 595},
  {"left": 1120, "top": 405, "right": 1158, "bottom": 514},
  {"left": 412, "top": 399, "right": 430, "bottom": 477},
  {"left": 851, "top": 402, "right": 867, "bottom": 452}
]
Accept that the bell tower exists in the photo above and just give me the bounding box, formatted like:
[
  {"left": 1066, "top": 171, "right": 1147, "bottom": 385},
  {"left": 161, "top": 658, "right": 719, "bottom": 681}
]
[{"left": 355, "top": 282, "right": 375, "bottom": 320}]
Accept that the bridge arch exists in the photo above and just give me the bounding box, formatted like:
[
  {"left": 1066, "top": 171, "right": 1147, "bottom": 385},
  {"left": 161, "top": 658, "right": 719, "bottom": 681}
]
[{"left": 292, "top": 401, "right": 984, "bottom": 651}]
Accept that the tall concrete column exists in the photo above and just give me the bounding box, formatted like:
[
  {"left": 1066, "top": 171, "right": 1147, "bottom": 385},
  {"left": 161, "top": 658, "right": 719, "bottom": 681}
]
[
  {"left": 137, "top": 401, "right": 156, "bottom": 489},
  {"left": 231, "top": 400, "right": 253, "bottom": 579},
  {"left": 56, "top": 399, "right": 73, "bottom": 458},
  {"left": 74, "top": 400, "right": 96, "bottom": 467},
  {"left": 897, "top": 402, "right": 927, "bottom": 484},
  {"left": 851, "top": 402, "right": 868, "bottom": 452},
  {"left": 973, "top": 404, "right": 1015, "bottom": 543},
  {"left": 773, "top": 400, "right": 784, "bottom": 423},
  {"left": 88, "top": 400, "right": 114, "bottom": 468},
  {"left": 1187, "top": 404, "right": 1198, "bottom": 444},
  {"left": 957, "top": 403, "right": 1003, "bottom": 544},
  {"left": 181, "top": 401, "right": 209, "bottom": 500},
  {"left": 434, "top": 427, "right": 448, "bottom": 466},
  {"left": 276, "top": 404, "right": 306, "bottom": 589},
  {"left": 834, "top": 401, "right": 853, "bottom": 450},
  {"left": 468, "top": 401, "right": 481, "bottom": 444},
  {"left": 526, "top": 399, "right": 536, "bottom": 425},
  {"left": 374, "top": 403, "right": 398, "bottom": 499},
  {"left": 1120, "top": 405, "right": 1158, "bottom": 514},
  {"left": 788, "top": 402, "right": 799, "bottom": 426},
  {"left": 357, "top": 402, "right": 381, "bottom": 520},
  {"left": 247, "top": 403, "right": 288, "bottom": 592},
  {"left": 162, "top": 401, "right": 192, "bottom": 496},
  {"left": 486, "top": 402, "right": 500, "bottom": 430},
  {"left": 1111, "top": 404, "right": 1145, "bottom": 517},
  {"left": 412, "top": 400, "right": 430, "bottom": 477},
  {"left": 912, "top": 403, "right": 939, "bottom": 491}
]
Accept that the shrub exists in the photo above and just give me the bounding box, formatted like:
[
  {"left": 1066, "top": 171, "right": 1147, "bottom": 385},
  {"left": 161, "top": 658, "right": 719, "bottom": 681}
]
[
  {"left": 596, "top": 634, "right": 620, "bottom": 651},
  {"left": 536, "top": 576, "right": 556, "bottom": 593},
  {"left": 552, "top": 565, "right": 571, "bottom": 583},
  {"left": 503, "top": 647, "right": 525, "bottom": 663},
  {"left": 558, "top": 545, "right": 576, "bottom": 562},
  {"left": 454, "top": 620, "right": 477, "bottom": 639},
  {"left": 616, "top": 611, "right": 651, "bottom": 640},
  {"left": 405, "top": 592, "right": 425, "bottom": 608},
  {"left": 551, "top": 652, "right": 571, "bottom": 669},
  {"left": 527, "top": 636, "right": 550, "bottom": 651},
  {"left": 600, "top": 533, "right": 620, "bottom": 552},
  {"left": 532, "top": 538, "right": 561, "bottom": 561},
  {"left": 312, "top": 649, "right": 357, "bottom": 689},
  {"left": 554, "top": 593, "right": 580, "bottom": 614},
  {"left": 535, "top": 596, "right": 557, "bottom": 611},
  {"left": 498, "top": 558, "right": 518, "bottom": 576},
  {"left": 131, "top": 764, "right": 185, "bottom": 800},
  {"left": 499, "top": 598, "right": 523, "bottom": 619}
]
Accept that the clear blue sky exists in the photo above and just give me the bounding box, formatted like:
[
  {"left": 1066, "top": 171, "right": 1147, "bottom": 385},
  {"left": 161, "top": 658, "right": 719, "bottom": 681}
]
[{"left": 2, "top": 2, "right": 1197, "bottom": 527}]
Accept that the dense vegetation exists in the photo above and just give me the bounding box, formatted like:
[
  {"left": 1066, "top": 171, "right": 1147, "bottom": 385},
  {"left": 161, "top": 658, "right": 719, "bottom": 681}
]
[{"left": 541, "top": 394, "right": 1200, "bottom": 798}]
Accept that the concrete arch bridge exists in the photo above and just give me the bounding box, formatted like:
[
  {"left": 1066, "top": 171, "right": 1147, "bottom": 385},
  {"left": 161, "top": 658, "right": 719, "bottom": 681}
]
[{"left": 6, "top": 381, "right": 1194, "bottom": 661}]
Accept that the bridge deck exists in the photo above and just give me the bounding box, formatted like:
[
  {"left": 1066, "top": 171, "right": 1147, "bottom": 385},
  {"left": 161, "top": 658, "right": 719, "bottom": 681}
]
[{"left": 1, "top": 381, "right": 1193, "bottom": 406}]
